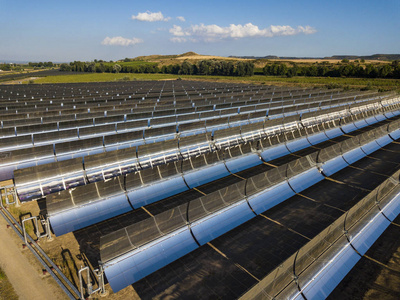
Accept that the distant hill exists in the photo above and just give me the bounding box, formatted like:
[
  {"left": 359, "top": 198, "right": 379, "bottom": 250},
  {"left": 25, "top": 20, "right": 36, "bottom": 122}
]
[
  {"left": 329, "top": 54, "right": 400, "bottom": 61},
  {"left": 230, "top": 54, "right": 400, "bottom": 61},
  {"left": 131, "top": 52, "right": 200, "bottom": 61},
  {"left": 229, "top": 55, "right": 321, "bottom": 60},
  {"left": 229, "top": 55, "right": 280, "bottom": 59},
  {"left": 177, "top": 51, "right": 199, "bottom": 57}
]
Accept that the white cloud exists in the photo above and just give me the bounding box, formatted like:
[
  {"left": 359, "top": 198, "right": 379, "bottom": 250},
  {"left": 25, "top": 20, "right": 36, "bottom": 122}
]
[
  {"left": 170, "top": 37, "right": 187, "bottom": 43},
  {"left": 169, "top": 25, "right": 190, "bottom": 37},
  {"left": 177, "top": 16, "right": 185, "bottom": 22},
  {"left": 131, "top": 11, "right": 170, "bottom": 22},
  {"left": 101, "top": 36, "right": 143, "bottom": 46},
  {"left": 169, "top": 23, "right": 317, "bottom": 42}
]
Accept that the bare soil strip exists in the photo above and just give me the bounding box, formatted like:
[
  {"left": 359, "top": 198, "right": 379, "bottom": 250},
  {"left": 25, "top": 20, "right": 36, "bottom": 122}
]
[{"left": 0, "top": 215, "right": 68, "bottom": 300}]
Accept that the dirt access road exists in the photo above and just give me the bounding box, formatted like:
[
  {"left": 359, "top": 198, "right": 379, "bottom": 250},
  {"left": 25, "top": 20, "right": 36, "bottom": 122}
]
[{"left": 0, "top": 215, "right": 68, "bottom": 300}]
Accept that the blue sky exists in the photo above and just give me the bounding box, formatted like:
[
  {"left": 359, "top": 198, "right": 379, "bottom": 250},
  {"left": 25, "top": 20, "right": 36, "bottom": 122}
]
[{"left": 0, "top": 0, "right": 399, "bottom": 62}]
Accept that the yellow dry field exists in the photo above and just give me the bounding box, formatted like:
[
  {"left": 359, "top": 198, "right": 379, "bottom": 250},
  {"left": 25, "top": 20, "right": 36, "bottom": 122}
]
[{"left": 175, "top": 55, "right": 249, "bottom": 61}]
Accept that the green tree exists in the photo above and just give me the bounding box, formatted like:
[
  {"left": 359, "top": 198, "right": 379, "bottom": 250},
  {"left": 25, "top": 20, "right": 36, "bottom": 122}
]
[
  {"left": 59, "top": 63, "right": 71, "bottom": 71},
  {"left": 112, "top": 64, "right": 122, "bottom": 73},
  {"left": 244, "top": 62, "right": 255, "bottom": 76},
  {"left": 235, "top": 61, "right": 246, "bottom": 76},
  {"left": 287, "top": 66, "right": 298, "bottom": 78},
  {"left": 317, "top": 65, "right": 328, "bottom": 76},
  {"left": 180, "top": 61, "right": 193, "bottom": 75},
  {"left": 392, "top": 65, "right": 400, "bottom": 78},
  {"left": 86, "top": 62, "right": 96, "bottom": 72},
  {"left": 96, "top": 63, "right": 106, "bottom": 73},
  {"left": 365, "top": 64, "right": 378, "bottom": 78},
  {"left": 306, "top": 65, "right": 318, "bottom": 76},
  {"left": 378, "top": 64, "right": 392, "bottom": 78},
  {"left": 161, "top": 65, "right": 168, "bottom": 74},
  {"left": 198, "top": 60, "right": 210, "bottom": 75}
]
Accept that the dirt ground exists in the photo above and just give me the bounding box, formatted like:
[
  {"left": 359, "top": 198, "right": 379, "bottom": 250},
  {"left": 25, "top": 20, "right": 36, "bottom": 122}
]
[{"left": 0, "top": 213, "right": 68, "bottom": 300}]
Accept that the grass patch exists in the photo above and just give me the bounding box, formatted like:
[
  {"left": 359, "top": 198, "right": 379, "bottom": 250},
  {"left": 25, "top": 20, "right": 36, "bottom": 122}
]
[
  {"left": 7, "top": 204, "right": 36, "bottom": 236},
  {"left": 0, "top": 267, "right": 5, "bottom": 280},
  {"left": 34, "top": 73, "right": 400, "bottom": 93},
  {"left": 0, "top": 265, "right": 18, "bottom": 300}
]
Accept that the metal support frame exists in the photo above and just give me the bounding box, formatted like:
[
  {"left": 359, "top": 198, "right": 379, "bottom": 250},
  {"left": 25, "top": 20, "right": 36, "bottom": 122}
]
[
  {"left": 0, "top": 184, "right": 19, "bottom": 206},
  {"left": 22, "top": 215, "right": 52, "bottom": 245},
  {"left": 78, "top": 264, "right": 106, "bottom": 299}
]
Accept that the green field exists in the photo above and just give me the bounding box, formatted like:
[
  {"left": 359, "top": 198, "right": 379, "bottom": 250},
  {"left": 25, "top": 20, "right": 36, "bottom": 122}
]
[{"left": 33, "top": 73, "right": 400, "bottom": 92}]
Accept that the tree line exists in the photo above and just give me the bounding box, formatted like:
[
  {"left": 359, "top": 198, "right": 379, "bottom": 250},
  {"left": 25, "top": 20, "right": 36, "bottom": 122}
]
[
  {"left": 1, "top": 62, "right": 54, "bottom": 71},
  {"left": 160, "top": 60, "right": 254, "bottom": 76},
  {"left": 60, "top": 61, "right": 160, "bottom": 73},
  {"left": 28, "top": 62, "right": 54, "bottom": 68},
  {"left": 263, "top": 61, "right": 400, "bottom": 79},
  {"left": 60, "top": 60, "right": 255, "bottom": 77},
  {"left": 60, "top": 59, "right": 400, "bottom": 79}
]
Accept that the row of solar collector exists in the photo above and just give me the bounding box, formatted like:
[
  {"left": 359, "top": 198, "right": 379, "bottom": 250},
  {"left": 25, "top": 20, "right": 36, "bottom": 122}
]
[
  {"left": 0, "top": 96, "right": 358, "bottom": 160},
  {"left": 98, "top": 120, "right": 400, "bottom": 293},
  {"left": 0, "top": 86, "right": 318, "bottom": 118},
  {"left": 43, "top": 106, "right": 400, "bottom": 230},
  {"left": 12, "top": 98, "right": 400, "bottom": 202},
  {"left": 12, "top": 99, "right": 400, "bottom": 202},
  {"left": 0, "top": 86, "right": 317, "bottom": 112},
  {"left": 0, "top": 93, "right": 337, "bottom": 133},
  {"left": 0, "top": 92, "right": 389, "bottom": 142},
  {"left": 0, "top": 83, "right": 319, "bottom": 106},
  {"left": 241, "top": 169, "right": 400, "bottom": 300},
  {"left": 0, "top": 111, "right": 272, "bottom": 181},
  {"left": 1, "top": 94, "right": 397, "bottom": 165},
  {"left": 46, "top": 116, "right": 400, "bottom": 239},
  {"left": 3, "top": 92, "right": 344, "bottom": 120},
  {"left": 0, "top": 81, "right": 279, "bottom": 101},
  {"left": 0, "top": 94, "right": 343, "bottom": 129},
  {"left": 0, "top": 87, "right": 359, "bottom": 126}
]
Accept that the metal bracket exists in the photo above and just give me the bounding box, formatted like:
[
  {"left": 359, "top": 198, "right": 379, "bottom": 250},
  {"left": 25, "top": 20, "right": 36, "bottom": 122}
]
[
  {"left": 22, "top": 216, "right": 52, "bottom": 245},
  {"left": 78, "top": 264, "right": 106, "bottom": 299},
  {"left": 0, "top": 185, "right": 19, "bottom": 206}
]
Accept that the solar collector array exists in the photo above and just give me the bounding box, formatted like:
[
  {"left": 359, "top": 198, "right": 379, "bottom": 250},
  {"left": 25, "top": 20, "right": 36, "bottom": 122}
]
[
  {"left": 3, "top": 91, "right": 396, "bottom": 171},
  {"left": 2, "top": 81, "right": 400, "bottom": 296},
  {"left": 0, "top": 85, "right": 383, "bottom": 133},
  {"left": 99, "top": 118, "right": 400, "bottom": 292},
  {"left": 10, "top": 98, "right": 392, "bottom": 201},
  {"left": 46, "top": 115, "right": 400, "bottom": 237}
]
